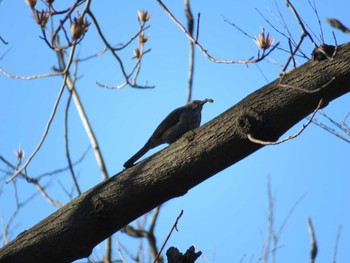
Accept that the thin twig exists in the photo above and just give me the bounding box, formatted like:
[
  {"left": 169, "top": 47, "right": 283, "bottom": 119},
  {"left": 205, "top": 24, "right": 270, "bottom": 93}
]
[
  {"left": 0, "top": 68, "right": 63, "bottom": 80},
  {"left": 279, "top": 0, "right": 323, "bottom": 73},
  {"left": 1, "top": 182, "right": 20, "bottom": 245},
  {"left": 184, "top": 0, "right": 195, "bottom": 102},
  {"left": 149, "top": 206, "right": 161, "bottom": 235},
  {"left": 35, "top": 146, "right": 90, "bottom": 179},
  {"left": 332, "top": 225, "right": 342, "bottom": 263},
  {"left": 307, "top": 217, "right": 317, "bottom": 263},
  {"left": 156, "top": 0, "right": 279, "bottom": 65},
  {"left": 279, "top": 76, "right": 335, "bottom": 94},
  {"left": 113, "top": 25, "right": 151, "bottom": 51},
  {"left": 247, "top": 99, "right": 323, "bottom": 145},
  {"left": 147, "top": 207, "right": 162, "bottom": 261},
  {"left": 286, "top": 0, "right": 317, "bottom": 48},
  {"left": 341, "top": 113, "right": 350, "bottom": 135},
  {"left": 5, "top": 45, "right": 77, "bottom": 184},
  {"left": 311, "top": 115, "right": 350, "bottom": 144},
  {"left": 77, "top": 46, "right": 107, "bottom": 62},
  {"left": 64, "top": 89, "right": 82, "bottom": 195},
  {"left": 87, "top": 9, "right": 153, "bottom": 89},
  {"left": 55, "top": 47, "right": 110, "bottom": 181},
  {"left": 281, "top": 34, "right": 305, "bottom": 73},
  {"left": 0, "top": 35, "right": 8, "bottom": 45},
  {"left": 104, "top": 236, "right": 112, "bottom": 263},
  {"left": 34, "top": 179, "right": 64, "bottom": 207},
  {"left": 153, "top": 210, "right": 184, "bottom": 263},
  {"left": 307, "top": 0, "right": 324, "bottom": 43},
  {"left": 222, "top": 15, "right": 254, "bottom": 39},
  {"left": 116, "top": 235, "right": 128, "bottom": 263},
  {"left": 264, "top": 176, "right": 274, "bottom": 263}
]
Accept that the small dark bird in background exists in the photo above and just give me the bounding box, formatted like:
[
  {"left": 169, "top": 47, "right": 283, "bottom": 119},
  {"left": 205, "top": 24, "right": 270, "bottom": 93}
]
[
  {"left": 123, "top": 98, "right": 213, "bottom": 168},
  {"left": 326, "top": 18, "right": 350, "bottom": 34}
]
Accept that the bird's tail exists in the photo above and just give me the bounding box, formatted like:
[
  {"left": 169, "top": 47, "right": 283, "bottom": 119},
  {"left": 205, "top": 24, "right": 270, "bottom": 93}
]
[{"left": 123, "top": 145, "right": 150, "bottom": 168}]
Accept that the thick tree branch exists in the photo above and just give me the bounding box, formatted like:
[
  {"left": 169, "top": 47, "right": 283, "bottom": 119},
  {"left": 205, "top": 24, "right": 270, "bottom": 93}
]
[{"left": 1, "top": 42, "right": 350, "bottom": 263}]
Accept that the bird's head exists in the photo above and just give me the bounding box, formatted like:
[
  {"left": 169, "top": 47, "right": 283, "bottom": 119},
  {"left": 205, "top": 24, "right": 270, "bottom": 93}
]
[{"left": 187, "top": 98, "right": 214, "bottom": 109}]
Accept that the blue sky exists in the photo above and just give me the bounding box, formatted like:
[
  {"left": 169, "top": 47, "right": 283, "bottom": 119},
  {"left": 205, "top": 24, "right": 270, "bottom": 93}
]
[{"left": 0, "top": 0, "right": 349, "bottom": 262}]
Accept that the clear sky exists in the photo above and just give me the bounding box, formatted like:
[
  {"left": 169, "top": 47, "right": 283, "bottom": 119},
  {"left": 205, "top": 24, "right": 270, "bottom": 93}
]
[{"left": 0, "top": 0, "right": 349, "bottom": 262}]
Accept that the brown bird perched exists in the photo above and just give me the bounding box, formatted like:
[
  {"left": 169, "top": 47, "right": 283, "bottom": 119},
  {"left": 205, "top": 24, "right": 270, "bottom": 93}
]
[{"left": 123, "top": 98, "right": 213, "bottom": 168}]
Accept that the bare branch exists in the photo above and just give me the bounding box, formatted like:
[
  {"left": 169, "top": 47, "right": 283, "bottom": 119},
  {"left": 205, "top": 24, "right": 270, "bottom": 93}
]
[
  {"left": 0, "top": 35, "right": 8, "bottom": 45},
  {"left": 285, "top": 0, "right": 317, "bottom": 48},
  {"left": 34, "top": 180, "right": 64, "bottom": 207},
  {"left": 53, "top": 46, "right": 110, "bottom": 182},
  {"left": 87, "top": 9, "right": 153, "bottom": 89},
  {"left": 222, "top": 15, "right": 254, "bottom": 40},
  {"left": 279, "top": 76, "right": 336, "bottom": 94},
  {"left": 311, "top": 112, "right": 350, "bottom": 144},
  {"left": 64, "top": 91, "right": 82, "bottom": 195},
  {"left": 149, "top": 207, "right": 161, "bottom": 236},
  {"left": 116, "top": 236, "right": 127, "bottom": 263},
  {"left": 77, "top": 46, "right": 107, "bottom": 62},
  {"left": 5, "top": 45, "right": 77, "bottom": 184},
  {"left": 184, "top": 0, "right": 195, "bottom": 102},
  {"left": 156, "top": 0, "right": 279, "bottom": 65},
  {"left": 154, "top": 210, "right": 183, "bottom": 263},
  {"left": 1, "top": 182, "right": 20, "bottom": 246},
  {"left": 307, "top": 0, "right": 324, "bottom": 44},
  {"left": 332, "top": 225, "right": 342, "bottom": 263},
  {"left": 0, "top": 68, "right": 63, "bottom": 80}
]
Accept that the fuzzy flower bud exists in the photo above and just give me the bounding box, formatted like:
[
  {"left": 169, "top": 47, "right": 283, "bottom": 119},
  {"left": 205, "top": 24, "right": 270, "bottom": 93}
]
[
  {"left": 70, "top": 14, "right": 90, "bottom": 40},
  {"left": 25, "top": 0, "right": 37, "bottom": 8},
  {"left": 254, "top": 27, "right": 274, "bottom": 50},
  {"left": 137, "top": 10, "right": 151, "bottom": 23},
  {"left": 14, "top": 146, "right": 25, "bottom": 163},
  {"left": 138, "top": 33, "right": 149, "bottom": 47},
  {"left": 33, "top": 9, "right": 49, "bottom": 28},
  {"left": 133, "top": 48, "right": 141, "bottom": 59}
]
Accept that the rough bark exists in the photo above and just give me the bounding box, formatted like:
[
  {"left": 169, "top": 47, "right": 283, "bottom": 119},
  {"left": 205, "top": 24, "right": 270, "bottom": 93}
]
[{"left": 1, "top": 43, "right": 350, "bottom": 262}]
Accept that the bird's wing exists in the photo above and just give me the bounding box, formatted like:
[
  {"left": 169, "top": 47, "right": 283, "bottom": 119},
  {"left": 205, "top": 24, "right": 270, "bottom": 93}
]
[{"left": 148, "top": 106, "right": 184, "bottom": 141}]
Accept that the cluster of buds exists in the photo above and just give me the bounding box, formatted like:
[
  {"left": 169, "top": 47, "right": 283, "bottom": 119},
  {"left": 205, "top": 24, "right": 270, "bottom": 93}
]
[
  {"left": 133, "top": 48, "right": 142, "bottom": 59},
  {"left": 70, "top": 14, "right": 90, "bottom": 40},
  {"left": 138, "top": 33, "right": 149, "bottom": 47},
  {"left": 254, "top": 27, "right": 274, "bottom": 51},
  {"left": 133, "top": 10, "right": 151, "bottom": 59},
  {"left": 33, "top": 9, "right": 49, "bottom": 28}
]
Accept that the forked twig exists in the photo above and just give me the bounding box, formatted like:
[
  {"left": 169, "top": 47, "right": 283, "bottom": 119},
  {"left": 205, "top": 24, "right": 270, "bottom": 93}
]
[
  {"left": 5, "top": 46, "right": 77, "bottom": 184},
  {"left": 156, "top": 0, "right": 279, "bottom": 64},
  {"left": 153, "top": 210, "right": 184, "bottom": 263}
]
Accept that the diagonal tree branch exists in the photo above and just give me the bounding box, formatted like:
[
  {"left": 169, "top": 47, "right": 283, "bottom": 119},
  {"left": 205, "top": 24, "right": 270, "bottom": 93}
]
[{"left": 1, "top": 42, "right": 350, "bottom": 262}]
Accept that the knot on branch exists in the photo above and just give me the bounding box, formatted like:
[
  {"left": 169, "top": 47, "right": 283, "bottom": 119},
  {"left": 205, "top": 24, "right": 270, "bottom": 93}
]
[
  {"left": 312, "top": 44, "right": 336, "bottom": 61},
  {"left": 91, "top": 197, "right": 108, "bottom": 219},
  {"left": 237, "top": 109, "right": 264, "bottom": 136},
  {"left": 166, "top": 246, "right": 202, "bottom": 263}
]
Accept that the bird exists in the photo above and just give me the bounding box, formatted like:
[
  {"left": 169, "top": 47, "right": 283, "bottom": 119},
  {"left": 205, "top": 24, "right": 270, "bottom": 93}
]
[{"left": 123, "top": 98, "right": 213, "bottom": 168}]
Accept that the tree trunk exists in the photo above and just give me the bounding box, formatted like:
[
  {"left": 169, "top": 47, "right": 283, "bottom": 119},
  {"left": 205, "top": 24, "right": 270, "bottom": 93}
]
[{"left": 1, "top": 43, "right": 350, "bottom": 262}]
